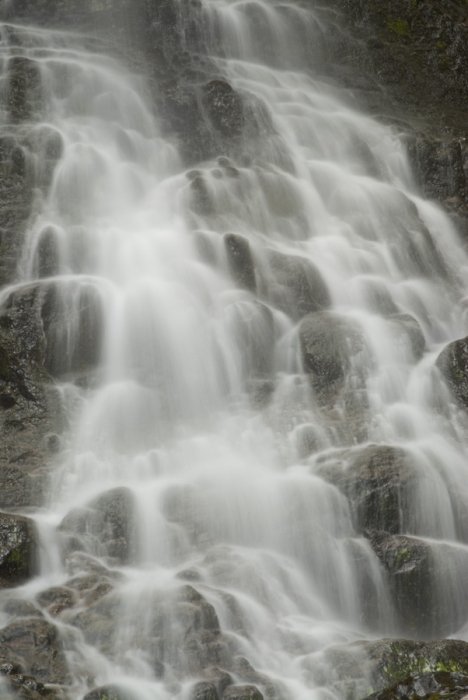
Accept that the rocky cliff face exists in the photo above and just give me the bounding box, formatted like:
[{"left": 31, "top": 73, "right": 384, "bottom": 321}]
[{"left": 325, "top": 0, "right": 468, "bottom": 236}]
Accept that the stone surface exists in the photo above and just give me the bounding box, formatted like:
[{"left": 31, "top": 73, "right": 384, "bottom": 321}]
[
  {"left": 224, "top": 234, "right": 256, "bottom": 293},
  {"left": 268, "top": 251, "right": 330, "bottom": 321},
  {"left": 59, "top": 487, "right": 136, "bottom": 564},
  {"left": 0, "top": 513, "right": 38, "bottom": 589},
  {"left": 224, "top": 685, "right": 264, "bottom": 700},
  {"left": 363, "top": 672, "right": 468, "bottom": 700},
  {"left": 437, "top": 336, "right": 468, "bottom": 409},
  {"left": 0, "top": 618, "right": 70, "bottom": 685},
  {"left": 367, "top": 531, "right": 468, "bottom": 639},
  {"left": 314, "top": 445, "right": 415, "bottom": 534}
]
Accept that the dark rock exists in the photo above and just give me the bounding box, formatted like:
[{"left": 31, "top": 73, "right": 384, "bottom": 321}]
[
  {"left": 2, "top": 601, "right": 42, "bottom": 619},
  {"left": 35, "top": 587, "right": 76, "bottom": 616},
  {"left": 314, "top": 445, "right": 415, "bottom": 534},
  {"left": 367, "top": 531, "right": 468, "bottom": 639},
  {"left": 203, "top": 667, "right": 233, "bottom": 697},
  {"left": 268, "top": 251, "right": 330, "bottom": 321},
  {"left": 84, "top": 685, "right": 136, "bottom": 700},
  {"left": 0, "top": 618, "right": 69, "bottom": 685},
  {"left": 7, "top": 57, "right": 42, "bottom": 123},
  {"left": 59, "top": 487, "right": 136, "bottom": 564},
  {"left": 436, "top": 335, "right": 468, "bottom": 409},
  {"left": 300, "top": 311, "right": 364, "bottom": 399},
  {"left": 363, "top": 638, "right": 468, "bottom": 690},
  {"left": 224, "top": 234, "right": 256, "bottom": 293},
  {"left": 389, "top": 314, "right": 425, "bottom": 362},
  {"left": 202, "top": 81, "right": 245, "bottom": 138},
  {"left": 0, "top": 514, "right": 38, "bottom": 589},
  {"left": 191, "top": 681, "right": 219, "bottom": 700},
  {"left": 363, "top": 672, "right": 468, "bottom": 700},
  {"left": 224, "top": 685, "right": 263, "bottom": 700}
]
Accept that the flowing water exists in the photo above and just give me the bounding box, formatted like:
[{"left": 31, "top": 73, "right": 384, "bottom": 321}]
[{"left": 2, "top": 2, "right": 468, "bottom": 699}]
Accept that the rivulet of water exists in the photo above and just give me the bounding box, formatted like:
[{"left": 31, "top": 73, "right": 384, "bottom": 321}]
[{"left": 1, "top": 2, "right": 468, "bottom": 699}]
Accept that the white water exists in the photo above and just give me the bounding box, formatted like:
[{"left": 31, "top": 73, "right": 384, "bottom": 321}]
[{"left": 2, "top": 3, "right": 468, "bottom": 699}]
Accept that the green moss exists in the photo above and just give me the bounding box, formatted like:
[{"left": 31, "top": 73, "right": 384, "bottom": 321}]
[
  {"left": 439, "top": 55, "right": 452, "bottom": 71},
  {"left": 436, "top": 41, "right": 446, "bottom": 51},
  {"left": 387, "top": 17, "right": 411, "bottom": 37}
]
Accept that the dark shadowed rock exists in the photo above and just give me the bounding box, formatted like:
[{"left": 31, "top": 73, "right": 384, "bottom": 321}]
[
  {"left": 84, "top": 685, "right": 137, "bottom": 700},
  {"left": 7, "top": 57, "right": 42, "bottom": 123},
  {"left": 59, "top": 487, "right": 136, "bottom": 564},
  {"left": 268, "top": 251, "right": 330, "bottom": 321},
  {"left": 0, "top": 514, "right": 38, "bottom": 589},
  {"left": 363, "top": 672, "right": 468, "bottom": 700},
  {"left": 225, "top": 234, "right": 256, "bottom": 293},
  {"left": 436, "top": 336, "right": 468, "bottom": 409},
  {"left": 314, "top": 445, "right": 415, "bottom": 534},
  {"left": 300, "top": 311, "right": 364, "bottom": 398},
  {"left": 191, "top": 681, "right": 219, "bottom": 700},
  {"left": 202, "top": 81, "right": 245, "bottom": 138},
  {"left": 367, "top": 531, "right": 468, "bottom": 639},
  {"left": 0, "top": 618, "right": 69, "bottom": 685},
  {"left": 224, "top": 685, "right": 264, "bottom": 700}
]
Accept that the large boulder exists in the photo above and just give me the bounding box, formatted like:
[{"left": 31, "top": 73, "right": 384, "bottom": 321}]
[
  {"left": 313, "top": 445, "right": 416, "bottom": 534},
  {"left": 436, "top": 336, "right": 468, "bottom": 409},
  {"left": 84, "top": 685, "right": 137, "bottom": 700},
  {"left": 363, "top": 672, "right": 468, "bottom": 700},
  {"left": 268, "top": 251, "right": 330, "bottom": 321},
  {"left": 299, "top": 311, "right": 365, "bottom": 403},
  {"left": 59, "top": 487, "right": 136, "bottom": 564},
  {"left": 224, "top": 686, "right": 264, "bottom": 700},
  {"left": 367, "top": 531, "right": 468, "bottom": 639},
  {"left": 0, "top": 618, "right": 70, "bottom": 685},
  {"left": 0, "top": 513, "right": 38, "bottom": 589},
  {"left": 224, "top": 234, "right": 256, "bottom": 293}
]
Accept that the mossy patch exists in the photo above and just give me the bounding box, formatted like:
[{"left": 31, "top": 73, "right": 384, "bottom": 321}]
[{"left": 387, "top": 17, "right": 411, "bottom": 37}]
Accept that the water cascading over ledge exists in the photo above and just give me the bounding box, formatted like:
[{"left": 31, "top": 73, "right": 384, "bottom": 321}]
[{"left": 1, "top": 1, "right": 468, "bottom": 700}]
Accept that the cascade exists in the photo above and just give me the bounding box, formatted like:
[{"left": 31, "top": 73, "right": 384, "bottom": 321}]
[{"left": 1, "top": 2, "right": 468, "bottom": 700}]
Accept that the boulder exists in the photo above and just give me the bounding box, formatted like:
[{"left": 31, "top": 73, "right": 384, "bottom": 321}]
[
  {"left": 202, "top": 81, "right": 245, "bottom": 138},
  {"left": 299, "top": 312, "right": 365, "bottom": 403},
  {"left": 0, "top": 618, "right": 69, "bottom": 685},
  {"left": 314, "top": 445, "right": 416, "bottom": 534},
  {"left": 224, "top": 234, "right": 256, "bottom": 293},
  {"left": 436, "top": 336, "right": 468, "bottom": 409},
  {"left": 363, "top": 638, "right": 468, "bottom": 690},
  {"left": 191, "top": 681, "right": 220, "bottom": 700},
  {"left": 35, "top": 587, "right": 76, "bottom": 617},
  {"left": 7, "top": 57, "right": 42, "bottom": 123},
  {"left": 363, "top": 672, "right": 468, "bottom": 700},
  {"left": 84, "top": 685, "right": 136, "bottom": 700},
  {"left": 0, "top": 513, "right": 38, "bottom": 588},
  {"left": 224, "top": 686, "right": 264, "bottom": 700},
  {"left": 268, "top": 251, "right": 330, "bottom": 321},
  {"left": 389, "top": 314, "right": 425, "bottom": 361},
  {"left": 367, "top": 531, "right": 468, "bottom": 639},
  {"left": 59, "top": 487, "right": 136, "bottom": 564}
]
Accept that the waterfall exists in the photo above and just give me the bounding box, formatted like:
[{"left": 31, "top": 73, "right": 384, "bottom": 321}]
[{"left": 1, "top": 2, "right": 468, "bottom": 699}]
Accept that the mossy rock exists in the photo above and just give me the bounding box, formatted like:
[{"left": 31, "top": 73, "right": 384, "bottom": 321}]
[{"left": 436, "top": 336, "right": 468, "bottom": 409}]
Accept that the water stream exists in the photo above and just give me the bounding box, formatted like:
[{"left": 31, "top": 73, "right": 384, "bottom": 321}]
[{"left": 1, "top": 2, "right": 468, "bottom": 699}]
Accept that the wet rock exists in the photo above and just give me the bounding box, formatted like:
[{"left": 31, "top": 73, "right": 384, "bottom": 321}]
[
  {"left": 0, "top": 514, "right": 38, "bottom": 589},
  {"left": 191, "top": 681, "right": 219, "bottom": 700},
  {"left": 59, "top": 487, "right": 136, "bottom": 564},
  {"left": 436, "top": 335, "right": 468, "bottom": 409},
  {"left": 203, "top": 667, "right": 233, "bottom": 697},
  {"left": 224, "top": 234, "right": 256, "bottom": 293},
  {"left": 2, "top": 600, "right": 43, "bottom": 619},
  {"left": 367, "top": 531, "right": 468, "bottom": 639},
  {"left": 35, "top": 587, "right": 76, "bottom": 616},
  {"left": 70, "top": 594, "right": 119, "bottom": 657},
  {"left": 84, "top": 685, "right": 136, "bottom": 700},
  {"left": 0, "top": 618, "right": 69, "bottom": 685},
  {"left": 36, "top": 227, "right": 61, "bottom": 279},
  {"left": 314, "top": 444, "right": 415, "bottom": 534},
  {"left": 268, "top": 251, "right": 330, "bottom": 321},
  {"left": 363, "top": 638, "right": 468, "bottom": 690},
  {"left": 224, "top": 685, "right": 264, "bottom": 700},
  {"left": 363, "top": 672, "right": 468, "bottom": 700},
  {"left": 299, "top": 311, "right": 365, "bottom": 403},
  {"left": 7, "top": 57, "right": 42, "bottom": 123},
  {"left": 202, "top": 81, "right": 245, "bottom": 138},
  {"left": 40, "top": 282, "right": 104, "bottom": 379},
  {"left": 233, "top": 302, "right": 275, "bottom": 382},
  {"left": 389, "top": 314, "right": 425, "bottom": 361}
]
